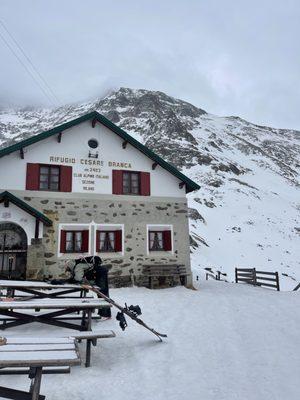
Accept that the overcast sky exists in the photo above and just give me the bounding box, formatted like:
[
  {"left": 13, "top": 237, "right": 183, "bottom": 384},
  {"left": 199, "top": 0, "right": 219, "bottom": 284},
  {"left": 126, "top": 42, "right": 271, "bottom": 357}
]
[{"left": 0, "top": 0, "right": 299, "bottom": 130}]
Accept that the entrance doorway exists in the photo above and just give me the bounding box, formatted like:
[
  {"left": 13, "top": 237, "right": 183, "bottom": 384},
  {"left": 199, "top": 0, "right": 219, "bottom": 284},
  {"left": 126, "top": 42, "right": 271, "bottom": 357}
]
[{"left": 0, "top": 222, "right": 27, "bottom": 279}]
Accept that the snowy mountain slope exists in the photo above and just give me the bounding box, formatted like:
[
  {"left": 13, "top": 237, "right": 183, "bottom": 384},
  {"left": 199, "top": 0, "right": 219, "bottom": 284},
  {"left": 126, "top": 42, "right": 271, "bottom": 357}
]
[{"left": 0, "top": 88, "right": 299, "bottom": 289}]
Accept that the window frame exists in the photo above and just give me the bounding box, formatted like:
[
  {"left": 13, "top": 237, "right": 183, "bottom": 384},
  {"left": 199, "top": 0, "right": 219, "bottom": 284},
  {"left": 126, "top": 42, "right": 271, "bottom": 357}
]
[
  {"left": 146, "top": 225, "right": 173, "bottom": 255},
  {"left": 97, "top": 230, "right": 117, "bottom": 253},
  {"left": 148, "top": 230, "right": 165, "bottom": 252},
  {"left": 39, "top": 164, "right": 61, "bottom": 191},
  {"left": 122, "top": 171, "right": 141, "bottom": 195},
  {"left": 64, "top": 230, "right": 84, "bottom": 253}
]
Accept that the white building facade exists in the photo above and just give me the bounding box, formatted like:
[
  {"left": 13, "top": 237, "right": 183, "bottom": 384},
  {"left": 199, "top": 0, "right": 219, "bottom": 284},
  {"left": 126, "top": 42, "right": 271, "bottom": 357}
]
[{"left": 0, "top": 112, "right": 199, "bottom": 287}]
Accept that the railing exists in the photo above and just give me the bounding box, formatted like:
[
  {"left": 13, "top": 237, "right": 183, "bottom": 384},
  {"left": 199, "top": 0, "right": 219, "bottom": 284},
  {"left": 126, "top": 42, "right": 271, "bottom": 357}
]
[
  {"left": 205, "top": 268, "right": 227, "bottom": 281},
  {"left": 235, "top": 268, "right": 280, "bottom": 291}
]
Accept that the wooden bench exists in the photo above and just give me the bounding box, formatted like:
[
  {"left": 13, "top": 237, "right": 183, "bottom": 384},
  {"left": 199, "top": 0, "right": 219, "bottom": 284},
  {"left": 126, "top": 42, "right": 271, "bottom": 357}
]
[
  {"left": 68, "top": 330, "right": 116, "bottom": 367},
  {"left": 0, "top": 279, "right": 91, "bottom": 300},
  {"left": 143, "top": 264, "right": 189, "bottom": 289},
  {"left": 0, "top": 336, "right": 81, "bottom": 400},
  {"left": 0, "top": 298, "right": 110, "bottom": 331},
  {"left": 1, "top": 330, "right": 116, "bottom": 370}
]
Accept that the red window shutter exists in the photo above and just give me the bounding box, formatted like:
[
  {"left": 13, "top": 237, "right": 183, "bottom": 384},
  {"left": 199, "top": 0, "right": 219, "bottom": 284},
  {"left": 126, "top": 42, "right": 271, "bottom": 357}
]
[
  {"left": 26, "top": 163, "right": 40, "bottom": 190},
  {"left": 96, "top": 230, "right": 100, "bottom": 252},
  {"left": 115, "top": 230, "right": 122, "bottom": 252},
  {"left": 60, "top": 230, "right": 67, "bottom": 253},
  {"left": 163, "top": 230, "right": 172, "bottom": 251},
  {"left": 140, "top": 172, "right": 150, "bottom": 196},
  {"left": 81, "top": 230, "right": 89, "bottom": 253},
  {"left": 112, "top": 170, "right": 123, "bottom": 194},
  {"left": 60, "top": 166, "right": 73, "bottom": 192}
]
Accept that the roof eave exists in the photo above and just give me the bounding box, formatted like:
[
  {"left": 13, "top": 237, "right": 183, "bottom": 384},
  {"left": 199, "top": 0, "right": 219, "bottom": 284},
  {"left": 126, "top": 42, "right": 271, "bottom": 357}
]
[
  {"left": 0, "top": 111, "right": 200, "bottom": 193},
  {"left": 0, "top": 191, "right": 53, "bottom": 226}
]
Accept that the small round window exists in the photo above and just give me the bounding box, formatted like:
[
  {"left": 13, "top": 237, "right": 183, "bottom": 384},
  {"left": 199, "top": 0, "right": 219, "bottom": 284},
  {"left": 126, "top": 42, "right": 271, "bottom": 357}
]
[{"left": 88, "top": 139, "right": 99, "bottom": 149}]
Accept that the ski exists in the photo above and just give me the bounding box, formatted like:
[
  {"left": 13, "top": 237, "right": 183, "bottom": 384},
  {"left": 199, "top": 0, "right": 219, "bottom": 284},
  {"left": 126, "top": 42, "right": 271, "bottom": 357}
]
[{"left": 82, "top": 283, "right": 167, "bottom": 342}]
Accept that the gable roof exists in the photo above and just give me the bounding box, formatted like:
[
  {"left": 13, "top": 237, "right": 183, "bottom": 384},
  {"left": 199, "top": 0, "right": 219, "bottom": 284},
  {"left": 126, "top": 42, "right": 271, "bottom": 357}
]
[
  {"left": 0, "top": 191, "right": 52, "bottom": 226},
  {"left": 0, "top": 111, "right": 200, "bottom": 193}
]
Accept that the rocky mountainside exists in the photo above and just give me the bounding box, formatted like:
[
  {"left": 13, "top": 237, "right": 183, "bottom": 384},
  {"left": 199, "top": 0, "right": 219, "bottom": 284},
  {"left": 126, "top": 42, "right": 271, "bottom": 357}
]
[{"left": 1, "top": 88, "right": 299, "bottom": 289}]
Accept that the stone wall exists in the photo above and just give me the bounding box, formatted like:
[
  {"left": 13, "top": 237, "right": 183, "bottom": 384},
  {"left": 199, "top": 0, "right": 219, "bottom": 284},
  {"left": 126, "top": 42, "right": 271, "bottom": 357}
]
[
  {"left": 22, "top": 195, "right": 192, "bottom": 287},
  {"left": 26, "top": 238, "right": 46, "bottom": 280}
]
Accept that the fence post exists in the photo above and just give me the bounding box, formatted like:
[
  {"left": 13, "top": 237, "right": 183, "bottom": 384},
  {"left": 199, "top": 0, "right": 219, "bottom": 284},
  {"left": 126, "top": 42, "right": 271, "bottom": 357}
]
[
  {"left": 235, "top": 268, "right": 238, "bottom": 283},
  {"left": 275, "top": 272, "right": 280, "bottom": 291},
  {"left": 253, "top": 268, "right": 257, "bottom": 286}
]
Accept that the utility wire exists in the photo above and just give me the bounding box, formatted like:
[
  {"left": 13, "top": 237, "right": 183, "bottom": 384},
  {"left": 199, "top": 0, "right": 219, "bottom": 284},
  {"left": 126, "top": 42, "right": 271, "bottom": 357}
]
[
  {"left": 0, "top": 20, "right": 61, "bottom": 106},
  {"left": 0, "top": 22, "right": 57, "bottom": 106}
]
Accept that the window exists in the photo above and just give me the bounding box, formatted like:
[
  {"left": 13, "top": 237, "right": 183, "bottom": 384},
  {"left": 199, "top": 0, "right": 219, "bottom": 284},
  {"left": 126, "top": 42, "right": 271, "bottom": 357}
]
[
  {"left": 123, "top": 171, "right": 140, "bottom": 195},
  {"left": 149, "top": 231, "right": 164, "bottom": 251},
  {"left": 65, "top": 231, "right": 82, "bottom": 252},
  {"left": 39, "top": 165, "right": 60, "bottom": 191},
  {"left": 96, "top": 230, "right": 122, "bottom": 253},
  {"left": 88, "top": 138, "right": 99, "bottom": 149},
  {"left": 60, "top": 230, "right": 89, "bottom": 253},
  {"left": 148, "top": 230, "right": 172, "bottom": 252},
  {"left": 98, "top": 231, "right": 116, "bottom": 252},
  {"left": 26, "top": 163, "right": 72, "bottom": 192},
  {"left": 112, "top": 170, "right": 150, "bottom": 196}
]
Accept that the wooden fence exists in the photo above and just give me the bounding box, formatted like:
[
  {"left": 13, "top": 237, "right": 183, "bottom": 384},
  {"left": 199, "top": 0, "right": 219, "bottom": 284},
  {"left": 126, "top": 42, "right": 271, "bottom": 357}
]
[
  {"left": 205, "top": 269, "right": 227, "bottom": 281},
  {"left": 235, "top": 268, "right": 280, "bottom": 291}
]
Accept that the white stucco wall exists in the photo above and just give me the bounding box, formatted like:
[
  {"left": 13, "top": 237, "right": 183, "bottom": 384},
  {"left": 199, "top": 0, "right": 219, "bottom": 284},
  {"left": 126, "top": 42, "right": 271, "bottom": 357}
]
[
  {"left": 0, "top": 121, "right": 186, "bottom": 198},
  {"left": 0, "top": 202, "right": 43, "bottom": 243}
]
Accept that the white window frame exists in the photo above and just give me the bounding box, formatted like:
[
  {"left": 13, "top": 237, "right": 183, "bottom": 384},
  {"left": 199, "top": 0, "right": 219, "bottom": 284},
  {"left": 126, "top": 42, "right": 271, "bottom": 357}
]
[
  {"left": 146, "top": 224, "right": 173, "bottom": 256},
  {"left": 58, "top": 223, "right": 92, "bottom": 257},
  {"left": 94, "top": 224, "right": 124, "bottom": 257}
]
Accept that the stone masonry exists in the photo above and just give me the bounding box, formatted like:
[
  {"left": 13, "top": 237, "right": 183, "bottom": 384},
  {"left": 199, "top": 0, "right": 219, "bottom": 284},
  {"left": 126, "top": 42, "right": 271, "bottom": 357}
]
[{"left": 22, "top": 195, "right": 192, "bottom": 288}]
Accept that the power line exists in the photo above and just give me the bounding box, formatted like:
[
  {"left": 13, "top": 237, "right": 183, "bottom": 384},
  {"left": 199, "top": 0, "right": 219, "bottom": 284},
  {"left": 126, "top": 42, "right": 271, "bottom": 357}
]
[
  {"left": 0, "top": 20, "right": 61, "bottom": 106},
  {"left": 0, "top": 22, "right": 57, "bottom": 106}
]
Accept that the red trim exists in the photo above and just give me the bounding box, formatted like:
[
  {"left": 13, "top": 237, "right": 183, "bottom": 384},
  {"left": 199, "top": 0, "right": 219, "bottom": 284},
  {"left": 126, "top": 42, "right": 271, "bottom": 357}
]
[
  {"left": 140, "top": 172, "right": 150, "bottom": 196},
  {"left": 26, "top": 163, "right": 39, "bottom": 190},
  {"left": 60, "top": 230, "right": 67, "bottom": 253},
  {"left": 81, "top": 230, "right": 89, "bottom": 252},
  {"left": 60, "top": 166, "right": 73, "bottom": 192},
  {"left": 27, "top": 163, "right": 72, "bottom": 192},
  {"left": 112, "top": 170, "right": 123, "bottom": 194},
  {"left": 163, "top": 230, "right": 172, "bottom": 251},
  {"left": 112, "top": 170, "right": 150, "bottom": 196},
  {"left": 115, "top": 230, "right": 122, "bottom": 252}
]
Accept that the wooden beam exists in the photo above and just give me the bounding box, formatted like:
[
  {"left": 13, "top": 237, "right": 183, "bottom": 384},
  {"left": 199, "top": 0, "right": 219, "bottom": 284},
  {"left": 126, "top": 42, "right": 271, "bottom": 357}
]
[
  {"left": 57, "top": 132, "right": 62, "bottom": 143},
  {"left": 152, "top": 162, "right": 158, "bottom": 170},
  {"left": 4, "top": 199, "right": 9, "bottom": 208},
  {"left": 20, "top": 148, "right": 24, "bottom": 159},
  {"left": 92, "top": 118, "right": 97, "bottom": 128},
  {"left": 35, "top": 219, "right": 40, "bottom": 239},
  {"left": 179, "top": 182, "right": 185, "bottom": 189},
  {"left": 122, "top": 141, "right": 128, "bottom": 149}
]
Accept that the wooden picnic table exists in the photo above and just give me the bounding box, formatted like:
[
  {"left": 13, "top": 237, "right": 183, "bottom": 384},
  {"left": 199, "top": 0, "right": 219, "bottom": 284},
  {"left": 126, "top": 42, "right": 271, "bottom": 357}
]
[
  {"left": 0, "top": 279, "right": 90, "bottom": 300},
  {"left": 0, "top": 336, "right": 81, "bottom": 399},
  {"left": 0, "top": 298, "right": 109, "bottom": 331}
]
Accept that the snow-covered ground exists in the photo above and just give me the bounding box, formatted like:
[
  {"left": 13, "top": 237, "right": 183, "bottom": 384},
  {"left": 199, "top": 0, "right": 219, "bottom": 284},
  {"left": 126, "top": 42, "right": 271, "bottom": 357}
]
[{"left": 1, "top": 281, "right": 300, "bottom": 400}]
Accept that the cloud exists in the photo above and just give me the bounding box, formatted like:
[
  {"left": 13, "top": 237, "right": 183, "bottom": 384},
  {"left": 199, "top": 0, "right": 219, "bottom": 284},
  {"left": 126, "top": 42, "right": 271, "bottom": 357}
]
[{"left": 0, "top": 0, "right": 299, "bottom": 129}]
